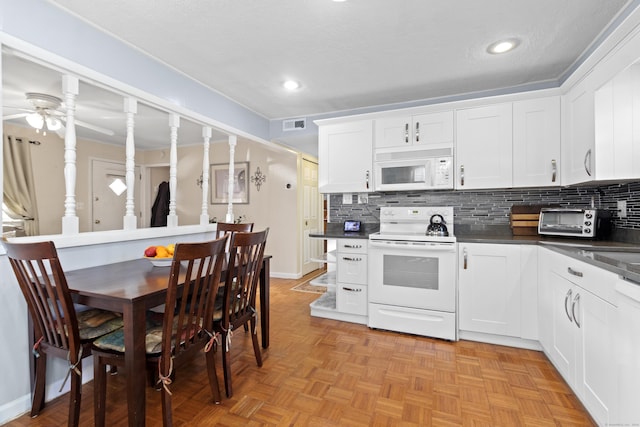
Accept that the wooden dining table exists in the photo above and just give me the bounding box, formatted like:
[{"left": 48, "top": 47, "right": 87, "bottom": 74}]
[{"left": 64, "top": 255, "right": 271, "bottom": 427}]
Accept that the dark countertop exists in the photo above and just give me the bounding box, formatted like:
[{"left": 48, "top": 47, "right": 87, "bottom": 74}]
[{"left": 310, "top": 222, "right": 379, "bottom": 240}]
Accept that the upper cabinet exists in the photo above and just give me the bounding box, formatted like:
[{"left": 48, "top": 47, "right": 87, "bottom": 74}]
[
  {"left": 594, "top": 62, "right": 640, "bottom": 181},
  {"left": 562, "top": 80, "right": 596, "bottom": 185},
  {"left": 456, "top": 103, "right": 513, "bottom": 189},
  {"left": 513, "top": 97, "right": 561, "bottom": 187},
  {"left": 374, "top": 111, "right": 453, "bottom": 149},
  {"left": 318, "top": 120, "right": 373, "bottom": 193}
]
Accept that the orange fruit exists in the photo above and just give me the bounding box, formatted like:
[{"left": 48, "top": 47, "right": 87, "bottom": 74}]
[{"left": 155, "top": 246, "right": 170, "bottom": 258}]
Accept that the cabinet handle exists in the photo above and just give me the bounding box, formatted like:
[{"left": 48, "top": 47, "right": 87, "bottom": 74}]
[
  {"left": 342, "top": 257, "right": 362, "bottom": 261},
  {"left": 572, "top": 293, "right": 581, "bottom": 328},
  {"left": 460, "top": 165, "right": 465, "bottom": 186},
  {"left": 342, "top": 286, "right": 362, "bottom": 292},
  {"left": 551, "top": 159, "right": 557, "bottom": 182},
  {"left": 564, "top": 288, "right": 573, "bottom": 322},
  {"left": 343, "top": 244, "right": 362, "bottom": 249},
  {"left": 584, "top": 149, "right": 592, "bottom": 177},
  {"left": 463, "top": 248, "right": 468, "bottom": 269},
  {"left": 415, "top": 122, "right": 420, "bottom": 143},
  {"left": 567, "top": 267, "right": 583, "bottom": 278},
  {"left": 365, "top": 170, "right": 370, "bottom": 190},
  {"left": 405, "top": 123, "right": 409, "bottom": 143}
]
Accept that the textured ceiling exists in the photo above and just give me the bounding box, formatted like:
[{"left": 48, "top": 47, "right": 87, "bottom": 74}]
[{"left": 46, "top": 0, "right": 632, "bottom": 120}]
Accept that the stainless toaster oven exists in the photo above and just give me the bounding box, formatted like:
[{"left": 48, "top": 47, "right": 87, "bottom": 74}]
[{"left": 538, "top": 208, "right": 612, "bottom": 239}]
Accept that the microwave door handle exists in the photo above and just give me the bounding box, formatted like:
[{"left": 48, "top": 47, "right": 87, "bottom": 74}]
[
  {"left": 405, "top": 123, "right": 409, "bottom": 144},
  {"left": 415, "top": 122, "right": 420, "bottom": 143}
]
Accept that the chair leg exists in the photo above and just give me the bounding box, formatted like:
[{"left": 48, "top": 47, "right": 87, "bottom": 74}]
[
  {"left": 93, "top": 354, "right": 108, "bottom": 427},
  {"left": 160, "top": 386, "right": 173, "bottom": 427},
  {"left": 221, "top": 333, "right": 233, "bottom": 398},
  {"left": 250, "top": 318, "right": 263, "bottom": 367},
  {"left": 205, "top": 348, "right": 222, "bottom": 404},
  {"left": 68, "top": 364, "right": 82, "bottom": 427},
  {"left": 30, "top": 354, "right": 47, "bottom": 417}
]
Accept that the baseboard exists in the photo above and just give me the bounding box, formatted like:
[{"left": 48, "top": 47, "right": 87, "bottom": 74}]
[
  {"left": 0, "top": 393, "right": 30, "bottom": 425},
  {"left": 270, "top": 271, "right": 302, "bottom": 279}
]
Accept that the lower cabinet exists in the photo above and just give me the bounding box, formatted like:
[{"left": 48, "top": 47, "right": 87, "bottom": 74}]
[
  {"left": 538, "top": 248, "right": 618, "bottom": 427},
  {"left": 310, "top": 238, "right": 368, "bottom": 324},
  {"left": 457, "top": 243, "right": 538, "bottom": 342}
]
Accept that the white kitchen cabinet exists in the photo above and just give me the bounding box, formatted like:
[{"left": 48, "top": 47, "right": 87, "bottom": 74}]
[
  {"left": 513, "top": 96, "right": 561, "bottom": 187},
  {"left": 594, "top": 62, "right": 640, "bottom": 180},
  {"left": 310, "top": 238, "right": 368, "bottom": 324},
  {"left": 562, "top": 80, "right": 596, "bottom": 185},
  {"left": 615, "top": 278, "right": 640, "bottom": 426},
  {"left": 335, "top": 239, "right": 368, "bottom": 316},
  {"left": 459, "top": 243, "right": 526, "bottom": 338},
  {"left": 318, "top": 120, "right": 373, "bottom": 193},
  {"left": 537, "top": 248, "right": 618, "bottom": 426},
  {"left": 455, "top": 103, "right": 513, "bottom": 189},
  {"left": 374, "top": 111, "right": 453, "bottom": 149}
]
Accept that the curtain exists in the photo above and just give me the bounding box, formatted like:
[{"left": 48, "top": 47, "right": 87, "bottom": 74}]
[{"left": 3, "top": 136, "right": 39, "bottom": 236}]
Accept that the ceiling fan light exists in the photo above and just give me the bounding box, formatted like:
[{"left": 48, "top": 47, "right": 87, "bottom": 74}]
[
  {"left": 25, "top": 113, "right": 44, "bottom": 129},
  {"left": 45, "top": 117, "right": 62, "bottom": 131}
]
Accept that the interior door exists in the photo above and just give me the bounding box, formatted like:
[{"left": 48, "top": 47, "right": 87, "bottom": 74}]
[
  {"left": 302, "top": 158, "right": 322, "bottom": 275},
  {"left": 91, "top": 159, "right": 141, "bottom": 232}
]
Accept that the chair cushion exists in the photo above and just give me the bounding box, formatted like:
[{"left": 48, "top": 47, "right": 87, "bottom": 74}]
[
  {"left": 77, "top": 309, "right": 124, "bottom": 341},
  {"left": 92, "top": 312, "right": 204, "bottom": 355}
]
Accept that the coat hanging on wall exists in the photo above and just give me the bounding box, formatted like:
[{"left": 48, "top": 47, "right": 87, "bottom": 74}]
[{"left": 150, "top": 181, "right": 170, "bottom": 227}]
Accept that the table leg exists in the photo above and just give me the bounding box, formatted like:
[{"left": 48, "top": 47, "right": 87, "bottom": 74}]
[
  {"left": 123, "top": 302, "right": 147, "bottom": 426},
  {"left": 260, "top": 257, "right": 270, "bottom": 349}
]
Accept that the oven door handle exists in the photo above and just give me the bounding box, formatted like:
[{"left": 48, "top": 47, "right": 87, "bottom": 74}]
[{"left": 369, "top": 241, "right": 456, "bottom": 252}]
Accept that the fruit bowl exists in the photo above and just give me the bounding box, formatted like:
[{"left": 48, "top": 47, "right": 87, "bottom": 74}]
[{"left": 144, "top": 257, "right": 173, "bottom": 267}]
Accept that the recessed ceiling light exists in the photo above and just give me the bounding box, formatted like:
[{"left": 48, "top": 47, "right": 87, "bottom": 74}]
[
  {"left": 487, "top": 39, "right": 519, "bottom": 54},
  {"left": 283, "top": 80, "right": 300, "bottom": 90}
]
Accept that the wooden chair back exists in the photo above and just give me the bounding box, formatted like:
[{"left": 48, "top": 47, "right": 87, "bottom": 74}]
[
  {"left": 221, "top": 228, "right": 269, "bottom": 334},
  {"left": 214, "top": 222, "right": 254, "bottom": 239},
  {"left": 3, "top": 240, "right": 86, "bottom": 426}
]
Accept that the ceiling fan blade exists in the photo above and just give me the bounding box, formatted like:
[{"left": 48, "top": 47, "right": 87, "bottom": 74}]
[
  {"left": 3, "top": 112, "right": 29, "bottom": 120},
  {"left": 66, "top": 119, "right": 116, "bottom": 136}
]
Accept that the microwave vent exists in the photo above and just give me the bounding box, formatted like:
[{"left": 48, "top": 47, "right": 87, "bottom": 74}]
[{"left": 282, "top": 118, "right": 306, "bottom": 131}]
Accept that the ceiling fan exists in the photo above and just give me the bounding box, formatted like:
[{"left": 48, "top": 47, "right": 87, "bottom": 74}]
[{"left": 3, "top": 92, "right": 115, "bottom": 137}]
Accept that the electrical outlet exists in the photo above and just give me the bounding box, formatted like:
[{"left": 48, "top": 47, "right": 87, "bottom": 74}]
[
  {"left": 358, "top": 193, "right": 368, "bottom": 204},
  {"left": 342, "top": 193, "right": 352, "bottom": 205},
  {"left": 618, "top": 200, "right": 628, "bottom": 218}
]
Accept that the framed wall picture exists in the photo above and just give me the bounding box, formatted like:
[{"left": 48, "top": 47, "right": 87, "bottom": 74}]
[{"left": 210, "top": 162, "right": 249, "bottom": 204}]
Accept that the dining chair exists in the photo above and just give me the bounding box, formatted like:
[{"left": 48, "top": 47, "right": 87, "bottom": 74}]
[
  {"left": 214, "top": 228, "right": 269, "bottom": 398},
  {"left": 2, "top": 240, "right": 125, "bottom": 427},
  {"left": 91, "top": 236, "right": 228, "bottom": 427}
]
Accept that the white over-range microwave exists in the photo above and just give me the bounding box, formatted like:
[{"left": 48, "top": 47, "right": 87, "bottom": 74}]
[{"left": 374, "top": 146, "right": 454, "bottom": 191}]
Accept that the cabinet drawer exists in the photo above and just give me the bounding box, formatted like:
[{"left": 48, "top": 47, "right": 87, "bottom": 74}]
[
  {"left": 337, "top": 283, "right": 368, "bottom": 315},
  {"left": 552, "top": 255, "right": 618, "bottom": 305},
  {"left": 337, "top": 239, "right": 367, "bottom": 254},
  {"left": 337, "top": 254, "right": 368, "bottom": 285}
]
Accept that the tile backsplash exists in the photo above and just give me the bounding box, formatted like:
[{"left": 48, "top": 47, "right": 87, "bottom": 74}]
[{"left": 328, "top": 181, "right": 640, "bottom": 232}]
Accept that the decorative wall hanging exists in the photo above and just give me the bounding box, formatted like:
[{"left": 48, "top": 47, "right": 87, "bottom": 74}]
[
  {"left": 251, "top": 166, "right": 266, "bottom": 191},
  {"left": 210, "top": 162, "right": 249, "bottom": 204}
]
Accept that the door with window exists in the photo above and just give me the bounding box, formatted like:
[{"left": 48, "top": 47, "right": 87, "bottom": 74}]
[{"left": 91, "top": 159, "right": 141, "bottom": 232}]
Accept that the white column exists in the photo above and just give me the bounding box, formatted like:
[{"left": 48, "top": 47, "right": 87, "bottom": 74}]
[
  {"left": 167, "top": 113, "right": 180, "bottom": 227},
  {"left": 225, "top": 135, "right": 237, "bottom": 223},
  {"left": 200, "top": 126, "right": 211, "bottom": 225},
  {"left": 123, "top": 97, "right": 137, "bottom": 230},
  {"left": 61, "top": 75, "right": 79, "bottom": 235}
]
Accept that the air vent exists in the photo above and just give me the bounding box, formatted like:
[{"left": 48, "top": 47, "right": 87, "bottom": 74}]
[{"left": 282, "top": 118, "right": 306, "bottom": 131}]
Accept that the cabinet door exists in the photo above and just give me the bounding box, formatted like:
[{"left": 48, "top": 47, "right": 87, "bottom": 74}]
[
  {"left": 513, "top": 97, "right": 561, "bottom": 187},
  {"left": 562, "top": 81, "right": 595, "bottom": 185},
  {"left": 547, "top": 271, "right": 576, "bottom": 384},
  {"left": 456, "top": 103, "right": 513, "bottom": 189},
  {"left": 374, "top": 116, "right": 411, "bottom": 148},
  {"left": 575, "top": 289, "right": 617, "bottom": 427},
  {"left": 458, "top": 243, "right": 521, "bottom": 336},
  {"left": 412, "top": 111, "right": 454, "bottom": 146},
  {"left": 318, "top": 120, "right": 373, "bottom": 193}
]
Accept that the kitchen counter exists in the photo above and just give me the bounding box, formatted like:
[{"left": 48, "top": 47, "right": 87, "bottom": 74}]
[
  {"left": 456, "top": 227, "right": 640, "bottom": 284},
  {"left": 310, "top": 223, "right": 378, "bottom": 239}
]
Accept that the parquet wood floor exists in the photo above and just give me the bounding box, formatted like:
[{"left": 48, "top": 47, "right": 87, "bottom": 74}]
[{"left": 7, "top": 272, "right": 596, "bottom": 426}]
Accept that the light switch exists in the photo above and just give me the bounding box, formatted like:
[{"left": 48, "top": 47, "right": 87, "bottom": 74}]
[
  {"left": 342, "top": 193, "right": 352, "bottom": 204},
  {"left": 618, "top": 200, "right": 627, "bottom": 218}
]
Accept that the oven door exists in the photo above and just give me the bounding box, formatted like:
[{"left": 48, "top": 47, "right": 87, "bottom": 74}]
[{"left": 368, "top": 240, "right": 456, "bottom": 311}]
